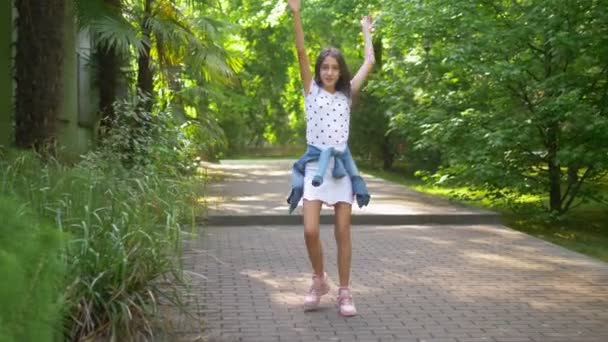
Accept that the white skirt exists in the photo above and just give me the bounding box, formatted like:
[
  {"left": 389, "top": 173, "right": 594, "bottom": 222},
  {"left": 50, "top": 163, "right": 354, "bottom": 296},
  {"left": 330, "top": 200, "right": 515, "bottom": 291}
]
[{"left": 303, "top": 160, "right": 353, "bottom": 206}]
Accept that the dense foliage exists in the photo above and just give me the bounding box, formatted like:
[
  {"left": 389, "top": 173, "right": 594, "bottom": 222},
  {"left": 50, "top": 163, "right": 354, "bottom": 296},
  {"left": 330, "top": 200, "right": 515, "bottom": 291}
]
[
  {"left": 0, "top": 194, "right": 64, "bottom": 342},
  {"left": 375, "top": 0, "right": 608, "bottom": 213}
]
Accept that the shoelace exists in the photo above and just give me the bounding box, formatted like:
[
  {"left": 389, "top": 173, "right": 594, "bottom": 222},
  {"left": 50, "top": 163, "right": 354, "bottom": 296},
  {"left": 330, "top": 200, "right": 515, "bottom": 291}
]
[
  {"left": 308, "top": 285, "right": 320, "bottom": 295},
  {"left": 338, "top": 292, "right": 353, "bottom": 306},
  {"left": 308, "top": 282, "right": 324, "bottom": 296}
]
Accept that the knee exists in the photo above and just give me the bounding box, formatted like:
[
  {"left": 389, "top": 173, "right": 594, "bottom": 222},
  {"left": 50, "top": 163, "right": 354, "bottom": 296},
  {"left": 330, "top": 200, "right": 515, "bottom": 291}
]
[
  {"left": 304, "top": 227, "right": 320, "bottom": 241},
  {"left": 334, "top": 224, "right": 350, "bottom": 239}
]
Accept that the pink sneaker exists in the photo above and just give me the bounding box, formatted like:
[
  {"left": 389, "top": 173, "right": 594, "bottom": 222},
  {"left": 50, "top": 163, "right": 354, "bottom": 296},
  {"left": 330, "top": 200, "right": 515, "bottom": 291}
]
[
  {"left": 337, "top": 287, "right": 357, "bottom": 317},
  {"left": 303, "top": 272, "right": 330, "bottom": 311}
]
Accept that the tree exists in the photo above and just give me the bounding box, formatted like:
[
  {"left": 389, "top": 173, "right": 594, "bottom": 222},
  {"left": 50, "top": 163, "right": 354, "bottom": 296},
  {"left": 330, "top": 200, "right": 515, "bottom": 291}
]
[
  {"left": 14, "top": 0, "right": 67, "bottom": 150},
  {"left": 216, "top": 0, "right": 383, "bottom": 151},
  {"left": 76, "top": 0, "right": 237, "bottom": 160},
  {"left": 97, "top": 0, "right": 123, "bottom": 129},
  {"left": 379, "top": 0, "right": 608, "bottom": 213}
]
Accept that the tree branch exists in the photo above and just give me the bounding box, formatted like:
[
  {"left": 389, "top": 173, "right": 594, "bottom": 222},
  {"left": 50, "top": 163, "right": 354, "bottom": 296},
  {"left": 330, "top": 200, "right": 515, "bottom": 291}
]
[
  {"left": 581, "top": 62, "right": 608, "bottom": 102},
  {"left": 526, "top": 42, "right": 545, "bottom": 56},
  {"left": 524, "top": 68, "right": 541, "bottom": 82},
  {"left": 520, "top": 148, "right": 545, "bottom": 163},
  {"left": 562, "top": 166, "right": 594, "bottom": 213}
]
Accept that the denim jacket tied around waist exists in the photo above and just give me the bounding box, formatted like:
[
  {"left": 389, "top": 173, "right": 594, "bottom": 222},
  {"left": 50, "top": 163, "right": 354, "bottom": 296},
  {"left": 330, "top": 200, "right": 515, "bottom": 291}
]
[{"left": 286, "top": 144, "right": 370, "bottom": 213}]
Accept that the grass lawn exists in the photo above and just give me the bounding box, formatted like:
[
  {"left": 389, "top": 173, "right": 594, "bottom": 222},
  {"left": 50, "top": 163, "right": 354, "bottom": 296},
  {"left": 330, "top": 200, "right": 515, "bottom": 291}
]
[
  {"left": 501, "top": 209, "right": 608, "bottom": 262},
  {"left": 360, "top": 163, "right": 608, "bottom": 263}
]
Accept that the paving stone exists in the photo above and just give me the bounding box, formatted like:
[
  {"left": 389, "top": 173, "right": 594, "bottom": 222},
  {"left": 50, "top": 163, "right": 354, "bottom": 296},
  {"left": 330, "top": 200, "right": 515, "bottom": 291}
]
[
  {"left": 173, "top": 224, "right": 608, "bottom": 341},
  {"left": 165, "top": 161, "right": 608, "bottom": 341}
]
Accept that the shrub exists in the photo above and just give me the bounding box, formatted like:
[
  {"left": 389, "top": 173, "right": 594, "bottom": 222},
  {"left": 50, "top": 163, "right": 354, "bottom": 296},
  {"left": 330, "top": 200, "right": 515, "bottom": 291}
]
[{"left": 0, "top": 194, "right": 65, "bottom": 342}]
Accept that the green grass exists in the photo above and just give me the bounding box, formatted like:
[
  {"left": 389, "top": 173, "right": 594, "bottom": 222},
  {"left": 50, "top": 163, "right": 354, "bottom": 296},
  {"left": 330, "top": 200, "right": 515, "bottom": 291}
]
[
  {"left": 360, "top": 163, "right": 608, "bottom": 263},
  {"left": 502, "top": 209, "right": 608, "bottom": 262}
]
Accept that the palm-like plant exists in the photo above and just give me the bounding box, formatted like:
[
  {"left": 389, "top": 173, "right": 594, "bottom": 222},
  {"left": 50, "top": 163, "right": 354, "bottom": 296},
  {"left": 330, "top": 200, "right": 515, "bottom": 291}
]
[
  {"left": 76, "top": 0, "right": 238, "bottom": 127},
  {"left": 62, "top": 0, "right": 239, "bottom": 339}
]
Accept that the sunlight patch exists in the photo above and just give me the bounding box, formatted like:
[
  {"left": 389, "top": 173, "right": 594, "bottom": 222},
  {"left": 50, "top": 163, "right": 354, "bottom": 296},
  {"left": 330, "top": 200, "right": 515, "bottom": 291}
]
[{"left": 465, "top": 252, "right": 553, "bottom": 271}]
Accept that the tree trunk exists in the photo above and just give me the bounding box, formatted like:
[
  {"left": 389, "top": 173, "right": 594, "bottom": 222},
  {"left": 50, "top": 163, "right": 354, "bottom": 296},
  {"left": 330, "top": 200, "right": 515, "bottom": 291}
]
[
  {"left": 15, "top": 0, "right": 66, "bottom": 150},
  {"left": 167, "top": 65, "right": 187, "bottom": 122},
  {"left": 373, "top": 35, "right": 382, "bottom": 71},
  {"left": 373, "top": 35, "right": 392, "bottom": 169},
  {"left": 567, "top": 164, "right": 579, "bottom": 187},
  {"left": 546, "top": 122, "right": 562, "bottom": 212},
  {"left": 97, "top": 0, "right": 122, "bottom": 132},
  {"left": 136, "top": 0, "right": 154, "bottom": 113},
  {"left": 382, "top": 133, "right": 394, "bottom": 170},
  {"left": 542, "top": 36, "right": 563, "bottom": 213},
  {"left": 0, "top": 0, "right": 12, "bottom": 147}
]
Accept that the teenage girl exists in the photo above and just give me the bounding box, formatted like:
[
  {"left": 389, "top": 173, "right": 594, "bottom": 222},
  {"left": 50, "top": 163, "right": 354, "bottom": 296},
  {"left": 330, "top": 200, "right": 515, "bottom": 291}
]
[{"left": 287, "top": 0, "right": 375, "bottom": 316}]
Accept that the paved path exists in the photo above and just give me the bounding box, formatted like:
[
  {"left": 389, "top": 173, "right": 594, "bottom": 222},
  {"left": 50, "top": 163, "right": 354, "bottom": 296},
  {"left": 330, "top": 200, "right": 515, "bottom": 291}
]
[
  {"left": 201, "top": 160, "right": 499, "bottom": 225},
  {"left": 172, "top": 160, "right": 608, "bottom": 342}
]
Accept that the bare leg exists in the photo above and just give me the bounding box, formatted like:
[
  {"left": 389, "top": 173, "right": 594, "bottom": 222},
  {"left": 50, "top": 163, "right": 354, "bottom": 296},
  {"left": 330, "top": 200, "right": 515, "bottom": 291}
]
[
  {"left": 303, "top": 199, "right": 324, "bottom": 276},
  {"left": 334, "top": 201, "right": 352, "bottom": 287}
]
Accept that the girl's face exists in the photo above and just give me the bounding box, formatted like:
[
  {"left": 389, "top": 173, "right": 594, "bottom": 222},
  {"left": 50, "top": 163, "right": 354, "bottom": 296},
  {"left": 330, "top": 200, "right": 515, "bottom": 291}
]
[{"left": 320, "top": 56, "right": 340, "bottom": 89}]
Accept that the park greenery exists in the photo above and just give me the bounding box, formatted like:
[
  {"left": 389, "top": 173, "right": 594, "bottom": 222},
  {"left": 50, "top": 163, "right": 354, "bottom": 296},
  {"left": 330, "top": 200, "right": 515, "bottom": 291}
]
[{"left": 1, "top": 0, "right": 607, "bottom": 340}]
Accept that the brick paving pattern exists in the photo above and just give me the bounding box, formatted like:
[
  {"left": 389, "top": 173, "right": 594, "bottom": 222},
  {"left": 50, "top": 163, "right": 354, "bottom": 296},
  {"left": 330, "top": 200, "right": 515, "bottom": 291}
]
[{"left": 177, "top": 224, "right": 608, "bottom": 342}]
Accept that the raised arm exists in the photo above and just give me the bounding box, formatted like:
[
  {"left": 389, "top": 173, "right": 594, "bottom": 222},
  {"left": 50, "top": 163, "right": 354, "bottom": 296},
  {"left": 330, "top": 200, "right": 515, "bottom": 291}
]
[
  {"left": 350, "top": 16, "right": 375, "bottom": 96},
  {"left": 288, "top": 0, "right": 313, "bottom": 94}
]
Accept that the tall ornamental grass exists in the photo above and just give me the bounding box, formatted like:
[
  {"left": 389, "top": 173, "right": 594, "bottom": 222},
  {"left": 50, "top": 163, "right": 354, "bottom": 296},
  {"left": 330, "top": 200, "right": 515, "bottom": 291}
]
[{"left": 0, "top": 104, "right": 201, "bottom": 340}]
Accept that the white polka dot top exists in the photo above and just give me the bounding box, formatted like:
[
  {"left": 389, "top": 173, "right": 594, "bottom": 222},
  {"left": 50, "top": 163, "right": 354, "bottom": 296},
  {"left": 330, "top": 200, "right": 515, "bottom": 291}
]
[{"left": 305, "top": 81, "right": 351, "bottom": 151}]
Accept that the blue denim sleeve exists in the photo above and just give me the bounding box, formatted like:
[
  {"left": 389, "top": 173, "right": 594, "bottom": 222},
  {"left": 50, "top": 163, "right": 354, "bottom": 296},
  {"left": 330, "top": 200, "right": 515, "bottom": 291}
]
[
  {"left": 312, "top": 147, "right": 334, "bottom": 186},
  {"left": 339, "top": 147, "right": 370, "bottom": 208},
  {"left": 287, "top": 164, "right": 305, "bottom": 214},
  {"left": 340, "top": 147, "right": 360, "bottom": 177},
  {"left": 351, "top": 175, "right": 370, "bottom": 208},
  {"left": 287, "top": 147, "right": 320, "bottom": 214}
]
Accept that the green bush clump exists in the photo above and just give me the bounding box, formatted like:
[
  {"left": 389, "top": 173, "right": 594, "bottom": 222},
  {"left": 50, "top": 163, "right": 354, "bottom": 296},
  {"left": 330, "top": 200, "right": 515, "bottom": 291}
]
[
  {"left": 0, "top": 194, "right": 65, "bottom": 342},
  {"left": 0, "top": 107, "right": 200, "bottom": 340}
]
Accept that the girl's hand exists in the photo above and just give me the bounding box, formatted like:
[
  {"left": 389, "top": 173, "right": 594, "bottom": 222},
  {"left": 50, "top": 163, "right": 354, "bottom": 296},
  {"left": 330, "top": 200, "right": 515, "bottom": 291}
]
[
  {"left": 360, "top": 15, "right": 373, "bottom": 34},
  {"left": 287, "top": 0, "right": 300, "bottom": 12}
]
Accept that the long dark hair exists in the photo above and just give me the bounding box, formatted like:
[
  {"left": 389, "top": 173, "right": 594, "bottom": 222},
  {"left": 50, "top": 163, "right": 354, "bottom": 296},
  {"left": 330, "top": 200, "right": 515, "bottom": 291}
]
[{"left": 314, "top": 47, "right": 351, "bottom": 97}]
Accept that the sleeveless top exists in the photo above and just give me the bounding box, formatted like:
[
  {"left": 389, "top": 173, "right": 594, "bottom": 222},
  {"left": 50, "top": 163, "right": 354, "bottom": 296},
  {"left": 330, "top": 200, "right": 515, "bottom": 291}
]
[{"left": 305, "top": 81, "right": 351, "bottom": 151}]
